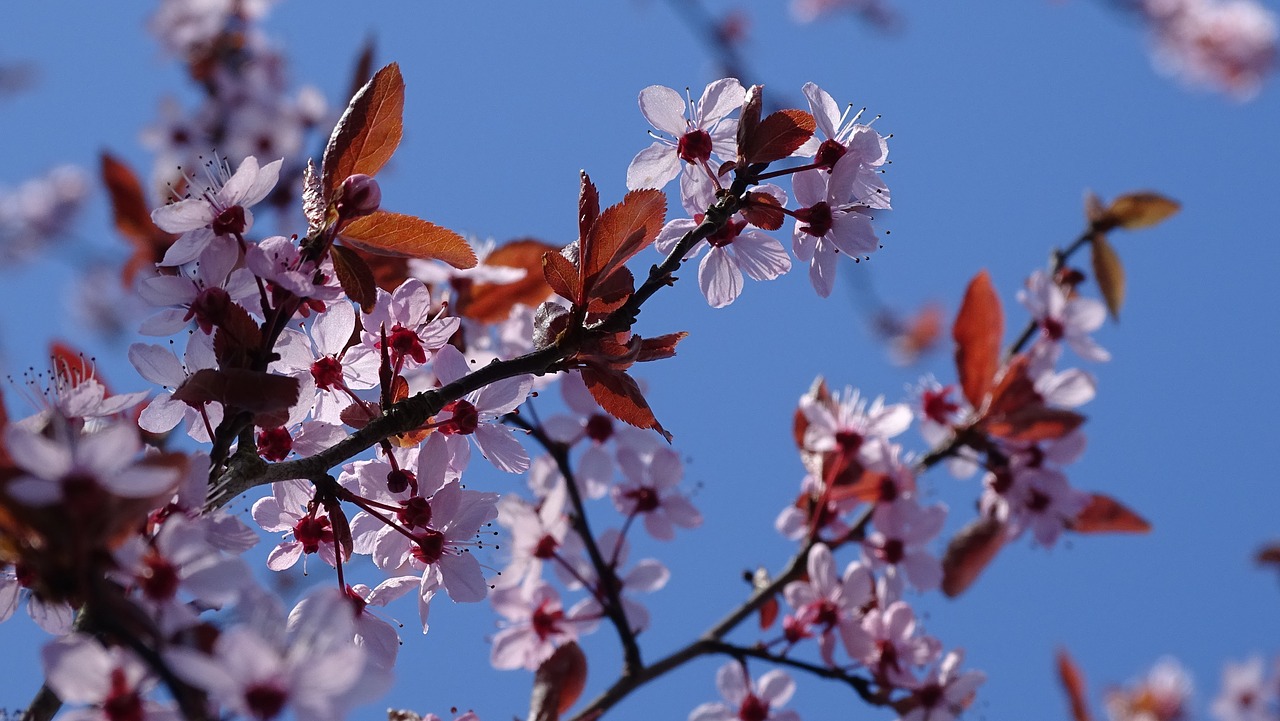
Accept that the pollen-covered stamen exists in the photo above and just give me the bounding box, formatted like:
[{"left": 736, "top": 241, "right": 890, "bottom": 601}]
[
  {"left": 293, "top": 514, "right": 333, "bottom": 555},
  {"left": 624, "top": 486, "right": 660, "bottom": 513},
  {"left": 256, "top": 427, "right": 293, "bottom": 462},
  {"left": 243, "top": 683, "right": 288, "bottom": 721},
  {"left": 677, "top": 128, "right": 714, "bottom": 164},
  {"left": 140, "top": 548, "right": 181, "bottom": 601},
  {"left": 397, "top": 497, "right": 433, "bottom": 529},
  {"left": 310, "top": 356, "right": 345, "bottom": 391},
  {"left": 412, "top": 529, "right": 446, "bottom": 565},
  {"left": 796, "top": 202, "right": 834, "bottom": 237},
  {"left": 185, "top": 286, "right": 231, "bottom": 335},
  {"left": 210, "top": 204, "right": 247, "bottom": 236},
  {"left": 707, "top": 218, "right": 746, "bottom": 248},
  {"left": 814, "top": 138, "right": 848, "bottom": 171},
  {"left": 438, "top": 399, "right": 479, "bottom": 435},
  {"left": 738, "top": 692, "right": 771, "bottom": 721},
  {"left": 103, "top": 668, "right": 144, "bottom": 721},
  {"left": 531, "top": 599, "right": 565, "bottom": 640},
  {"left": 584, "top": 413, "right": 614, "bottom": 443}
]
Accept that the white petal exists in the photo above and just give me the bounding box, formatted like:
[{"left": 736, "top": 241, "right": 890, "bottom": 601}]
[
  {"left": 626, "top": 142, "right": 680, "bottom": 191},
  {"left": 638, "top": 85, "right": 688, "bottom": 136},
  {"left": 698, "top": 247, "right": 743, "bottom": 308}
]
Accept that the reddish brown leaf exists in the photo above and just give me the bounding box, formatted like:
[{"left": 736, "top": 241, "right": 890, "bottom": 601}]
[
  {"left": 953, "top": 270, "right": 1004, "bottom": 410},
  {"left": 793, "top": 377, "right": 834, "bottom": 451},
  {"left": 331, "top": 243, "right": 378, "bottom": 313},
  {"left": 321, "top": 495, "right": 354, "bottom": 562},
  {"left": 171, "top": 369, "right": 300, "bottom": 428},
  {"left": 585, "top": 266, "right": 633, "bottom": 314},
  {"left": 346, "top": 36, "right": 376, "bottom": 106},
  {"left": 543, "top": 248, "right": 581, "bottom": 305},
  {"left": 101, "top": 152, "right": 178, "bottom": 284},
  {"left": 1090, "top": 234, "right": 1125, "bottom": 320},
  {"left": 349, "top": 244, "right": 410, "bottom": 294},
  {"left": 986, "top": 407, "right": 1086, "bottom": 443},
  {"left": 741, "top": 109, "right": 816, "bottom": 166},
  {"left": 578, "top": 171, "right": 600, "bottom": 247},
  {"left": 461, "top": 238, "right": 560, "bottom": 322},
  {"left": 1069, "top": 494, "right": 1151, "bottom": 534},
  {"left": 941, "top": 516, "right": 1007, "bottom": 597},
  {"left": 212, "top": 302, "right": 264, "bottom": 369},
  {"left": 1057, "top": 649, "right": 1094, "bottom": 721},
  {"left": 529, "top": 642, "right": 588, "bottom": 721},
  {"left": 735, "top": 84, "right": 763, "bottom": 162},
  {"left": 741, "top": 191, "right": 785, "bottom": 230},
  {"left": 1106, "top": 192, "right": 1180, "bottom": 230},
  {"left": 636, "top": 331, "right": 688, "bottom": 363},
  {"left": 340, "top": 211, "right": 477, "bottom": 268},
  {"left": 580, "top": 366, "right": 671, "bottom": 442},
  {"left": 759, "top": 596, "right": 779, "bottom": 630},
  {"left": 582, "top": 190, "right": 666, "bottom": 292},
  {"left": 1255, "top": 543, "right": 1280, "bottom": 567},
  {"left": 322, "top": 62, "right": 405, "bottom": 199}
]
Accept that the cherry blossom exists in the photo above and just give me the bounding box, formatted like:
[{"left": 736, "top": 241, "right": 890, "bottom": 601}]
[
  {"left": 0, "top": 565, "right": 75, "bottom": 634},
  {"left": 432, "top": 343, "right": 534, "bottom": 473},
  {"left": 843, "top": 600, "right": 940, "bottom": 689},
  {"left": 612, "top": 445, "right": 702, "bottom": 541},
  {"left": 782, "top": 543, "right": 874, "bottom": 665},
  {"left": 152, "top": 154, "right": 283, "bottom": 266},
  {"left": 791, "top": 152, "right": 883, "bottom": 297},
  {"left": 541, "top": 370, "right": 658, "bottom": 498},
  {"left": 626, "top": 78, "right": 745, "bottom": 191},
  {"left": 1211, "top": 656, "right": 1276, "bottom": 721},
  {"left": 799, "top": 385, "right": 912, "bottom": 461},
  {"left": 251, "top": 479, "right": 341, "bottom": 572},
  {"left": 489, "top": 579, "right": 594, "bottom": 670},
  {"left": 137, "top": 235, "right": 259, "bottom": 335},
  {"left": 900, "top": 650, "right": 986, "bottom": 721},
  {"left": 862, "top": 499, "right": 946, "bottom": 592},
  {"left": 798, "top": 83, "right": 890, "bottom": 210},
  {"left": 360, "top": 278, "right": 459, "bottom": 374},
  {"left": 41, "top": 634, "right": 179, "bottom": 721},
  {"left": 1018, "top": 270, "right": 1110, "bottom": 366},
  {"left": 565, "top": 530, "right": 669, "bottom": 634},
  {"left": 689, "top": 663, "right": 801, "bottom": 721},
  {"left": 129, "top": 332, "right": 222, "bottom": 442},
  {"left": 1106, "top": 657, "right": 1194, "bottom": 721}
]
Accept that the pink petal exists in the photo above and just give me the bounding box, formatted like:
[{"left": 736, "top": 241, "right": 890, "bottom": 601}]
[
  {"left": 698, "top": 246, "right": 743, "bottom": 308},
  {"left": 626, "top": 142, "right": 680, "bottom": 191},
  {"left": 638, "top": 85, "right": 688, "bottom": 136}
]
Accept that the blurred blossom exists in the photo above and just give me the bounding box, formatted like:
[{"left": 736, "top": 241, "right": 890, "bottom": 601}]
[
  {"left": 1141, "top": 0, "right": 1277, "bottom": 98},
  {"left": 1106, "top": 657, "right": 1194, "bottom": 721},
  {"left": 0, "top": 165, "right": 88, "bottom": 261}
]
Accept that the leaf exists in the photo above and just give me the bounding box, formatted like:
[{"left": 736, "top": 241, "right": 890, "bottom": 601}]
[
  {"left": 101, "top": 152, "right": 178, "bottom": 284},
  {"left": 580, "top": 366, "right": 671, "bottom": 442},
  {"left": 1057, "top": 649, "right": 1094, "bottom": 721},
  {"left": 585, "top": 265, "right": 633, "bottom": 314},
  {"left": 793, "top": 376, "right": 833, "bottom": 451},
  {"left": 735, "top": 84, "right": 763, "bottom": 162},
  {"left": 340, "top": 211, "right": 477, "bottom": 268},
  {"left": 346, "top": 36, "right": 376, "bottom": 106},
  {"left": 986, "top": 407, "right": 1086, "bottom": 443},
  {"left": 941, "top": 516, "right": 1007, "bottom": 597},
  {"left": 635, "top": 331, "right": 688, "bottom": 362},
  {"left": 578, "top": 171, "right": 600, "bottom": 247},
  {"left": 741, "top": 191, "right": 785, "bottom": 230},
  {"left": 529, "top": 642, "right": 587, "bottom": 721},
  {"left": 1090, "top": 234, "right": 1125, "bottom": 320},
  {"left": 1106, "top": 192, "right": 1180, "bottom": 230},
  {"left": 331, "top": 243, "right": 378, "bottom": 313},
  {"left": 1255, "top": 543, "right": 1280, "bottom": 567},
  {"left": 1069, "top": 494, "right": 1151, "bottom": 534},
  {"left": 462, "top": 238, "right": 560, "bottom": 323},
  {"left": 543, "top": 248, "right": 582, "bottom": 305},
  {"left": 741, "top": 109, "right": 816, "bottom": 166},
  {"left": 321, "top": 62, "right": 405, "bottom": 200},
  {"left": 171, "top": 369, "right": 300, "bottom": 428},
  {"left": 582, "top": 190, "right": 666, "bottom": 293},
  {"left": 952, "top": 270, "right": 1003, "bottom": 410},
  {"left": 321, "top": 494, "right": 355, "bottom": 562},
  {"left": 211, "top": 302, "right": 264, "bottom": 369}
]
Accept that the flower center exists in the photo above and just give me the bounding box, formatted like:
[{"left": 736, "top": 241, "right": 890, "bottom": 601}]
[
  {"left": 531, "top": 600, "right": 565, "bottom": 640},
  {"left": 738, "top": 692, "right": 770, "bottom": 721},
  {"left": 397, "top": 497, "right": 433, "bottom": 529},
  {"left": 625, "top": 486, "right": 660, "bottom": 513},
  {"left": 293, "top": 515, "right": 333, "bottom": 554},
  {"left": 256, "top": 427, "right": 293, "bottom": 462},
  {"left": 103, "top": 668, "right": 144, "bottom": 721},
  {"left": 412, "top": 528, "right": 446, "bottom": 565},
  {"left": 243, "top": 682, "right": 288, "bottom": 720},
  {"left": 385, "top": 324, "right": 427, "bottom": 366},
  {"left": 707, "top": 218, "right": 746, "bottom": 248},
  {"left": 311, "top": 356, "right": 345, "bottom": 391},
  {"left": 585, "top": 413, "right": 614, "bottom": 443},
  {"left": 186, "top": 286, "right": 231, "bottom": 334},
  {"left": 210, "top": 204, "right": 247, "bottom": 236},
  {"left": 141, "top": 548, "right": 181, "bottom": 601},
  {"left": 439, "top": 399, "right": 480, "bottom": 435},
  {"left": 1041, "top": 316, "right": 1065, "bottom": 341},
  {"left": 797, "top": 202, "right": 834, "bottom": 238},
  {"left": 677, "top": 129, "right": 714, "bottom": 163},
  {"left": 815, "top": 139, "right": 848, "bottom": 171}
]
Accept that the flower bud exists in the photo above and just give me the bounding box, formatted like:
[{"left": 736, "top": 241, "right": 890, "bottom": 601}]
[{"left": 337, "top": 173, "right": 381, "bottom": 219}]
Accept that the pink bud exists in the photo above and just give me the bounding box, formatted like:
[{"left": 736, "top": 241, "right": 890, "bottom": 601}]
[{"left": 338, "top": 174, "right": 381, "bottom": 219}]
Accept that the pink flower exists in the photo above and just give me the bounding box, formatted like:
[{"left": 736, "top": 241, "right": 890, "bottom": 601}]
[
  {"left": 489, "top": 579, "right": 595, "bottom": 670},
  {"left": 4, "top": 419, "right": 179, "bottom": 508},
  {"left": 151, "top": 154, "right": 282, "bottom": 266},
  {"left": 565, "top": 530, "right": 669, "bottom": 634},
  {"left": 862, "top": 499, "right": 946, "bottom": 592},
  {"left": 799, "top": 386, "right": 912, "bottom": 459},
  {"left": 137, "top": 235, "right": 258, "bottom": 335},
  {"left": 360, "top": 278, "right": 459, "bottom": 374},
  {"left": 791, "top": 153, "right": 883, "bottom": 297},
  {"left": 251, "top": 479, "right": 340, "bottom": 572},
  {"left": 843, "top": 600, "right": 940, "bottom": 689},
  {"left": 626, "top": 78, "right": 745, "bottom": 191},
  {"left": 1211, "top": 656, "right": 1275, "bottom": 721},
  {"left": 1143, "top": 0, "right": 1277, "bottom": 99},
  {"left": 1106, "top": 657, "right": 1194, "bottom": 721},
  {"left": 654, "top": 180, "right": 791, "bottom": 308},
  {"left": 1018, "top": 270, "right": 1110, "bottom": 365},
  {"left": 900, "top": 650, "right": 986, "bottom": 721},
  {"left": 42, "top": 634, "right": 179, "bottom": 721},
  {"left": 782, "top": 543, "right": 874, "bottom": 665},
  {"left": 798, "top": 83, "right": 890, "bottom": 210},
  {"left": 689, "top": 663, "right": 802, "bottom": 721},
  {"left": 432, "top": 343, "right": 534, "bottom": 473},
  {"left": 612, "top": 446, "right": 702, "bottom": 541},
  {"left": 1, "top": 565, "right": 75, "bottom": 634}
]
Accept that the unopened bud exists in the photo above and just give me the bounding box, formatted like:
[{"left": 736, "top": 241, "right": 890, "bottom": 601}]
[{"left": 337, "top": 173, "right": 381, "bottom": 219}]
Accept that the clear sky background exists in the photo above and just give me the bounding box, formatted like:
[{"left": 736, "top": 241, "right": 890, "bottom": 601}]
[{"left": 2, "top": 2, "right": 1279, "bottom": 720}]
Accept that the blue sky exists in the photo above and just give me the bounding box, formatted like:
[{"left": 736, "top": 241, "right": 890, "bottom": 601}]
[{"left": 2, "top": 1, "right": 1279, "bottom": 720}]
